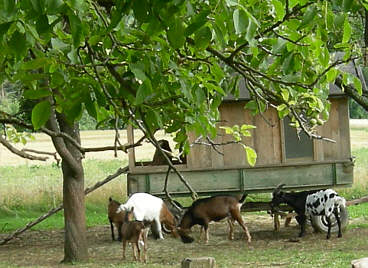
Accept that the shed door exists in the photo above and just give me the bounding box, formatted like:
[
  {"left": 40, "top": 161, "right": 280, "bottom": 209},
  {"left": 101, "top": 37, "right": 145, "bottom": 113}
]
[{"left": 283, "top": 117, "right": 313, "bottom": 161}]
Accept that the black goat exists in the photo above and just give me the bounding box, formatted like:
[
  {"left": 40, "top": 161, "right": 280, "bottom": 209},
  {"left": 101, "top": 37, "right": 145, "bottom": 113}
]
[{"left": 271, "top": 184, "right": 346, "bottom": 239}]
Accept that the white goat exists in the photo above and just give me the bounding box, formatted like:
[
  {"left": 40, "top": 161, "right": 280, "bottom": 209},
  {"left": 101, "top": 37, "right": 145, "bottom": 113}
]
[{"left": 116, "top": 193, "right": 178, "bottom": 239}]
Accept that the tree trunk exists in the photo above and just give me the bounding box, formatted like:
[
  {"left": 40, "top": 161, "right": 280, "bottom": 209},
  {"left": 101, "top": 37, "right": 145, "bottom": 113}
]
[
  {"left": 47, "top": 111, "right": 88, "bottom": 263},
  {"left": 62, "top": 160, "right": 88, "bottom": 262}
]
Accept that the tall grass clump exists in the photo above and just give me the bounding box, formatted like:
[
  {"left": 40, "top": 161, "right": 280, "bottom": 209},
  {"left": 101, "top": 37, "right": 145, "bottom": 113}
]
[
  {"left": 0, "top": 159, "right": 128, "bottom": 213},
  {"left": 339, "top": 147, "right": 368, "bottom": 200}
]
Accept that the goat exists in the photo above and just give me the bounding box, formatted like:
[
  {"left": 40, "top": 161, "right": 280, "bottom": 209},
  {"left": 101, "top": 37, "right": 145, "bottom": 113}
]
[
  {"left": 117, "top": 192, "right": 178, "bottom": 240},
  {"left": 108, "top": 197, "right": 126, "bottom": 241},
  {"left": 271, "top": 184, "right": 346, "bottom": 239},
  {"left": 177, "top": 193, "right": 251, "bottom": 244},
  {"left": 151, "top": 139, "right": 173, "bottom": 165},
  {"left": 121, "top": 207, "right": 148, "bottom": 263}
]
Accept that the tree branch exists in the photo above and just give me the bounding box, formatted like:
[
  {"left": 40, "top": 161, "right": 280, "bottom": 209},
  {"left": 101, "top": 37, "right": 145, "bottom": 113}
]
[{"left": 0, "top": 136, "right": 48, "bottom": 161}]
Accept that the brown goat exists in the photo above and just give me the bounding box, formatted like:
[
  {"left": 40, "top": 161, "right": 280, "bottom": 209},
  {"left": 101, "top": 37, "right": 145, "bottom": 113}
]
[
  {"left": 108, "top": 197, "right": 126, "bottom": 241},
  {"left": 121, "top": 207, "right": 148, "bottom": 263},
  {"left": 178, "top": 194, "right": 251, "bottom": 244}
]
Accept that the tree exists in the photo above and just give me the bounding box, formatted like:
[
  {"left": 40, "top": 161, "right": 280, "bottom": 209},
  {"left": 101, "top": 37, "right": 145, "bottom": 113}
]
[{"left": 0, "top": 0, "right": 363, "bottom": 263}]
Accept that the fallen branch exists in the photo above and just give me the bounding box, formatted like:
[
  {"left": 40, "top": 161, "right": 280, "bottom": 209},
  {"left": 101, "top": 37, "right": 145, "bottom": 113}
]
[
  {"left": 0, "top": 165, "right": 129, "bottom": 246},
  {"left": 346, "top": 196, "right": 368, "bottom": 206}
]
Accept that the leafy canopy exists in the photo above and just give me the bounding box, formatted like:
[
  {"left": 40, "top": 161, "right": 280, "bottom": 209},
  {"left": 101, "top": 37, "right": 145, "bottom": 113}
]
[{"left": 0, "top": 0, "right": 362, "bottom": 164}]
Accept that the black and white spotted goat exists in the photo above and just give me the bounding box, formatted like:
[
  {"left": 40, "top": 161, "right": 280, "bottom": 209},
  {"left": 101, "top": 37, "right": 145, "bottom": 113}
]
[{"left": 271, "top": 184, "right": 346, "bottom": 239}]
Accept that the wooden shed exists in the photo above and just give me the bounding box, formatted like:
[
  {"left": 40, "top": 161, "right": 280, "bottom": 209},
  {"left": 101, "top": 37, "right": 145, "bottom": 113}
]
[{"left": 126, "top": 83, "right": 355, "bottom": 197}]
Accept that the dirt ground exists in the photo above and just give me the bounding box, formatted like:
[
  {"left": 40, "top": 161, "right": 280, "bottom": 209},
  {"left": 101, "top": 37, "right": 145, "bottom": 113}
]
[{"left": 0, "top": 213, "right": 367, "bottom": 268}]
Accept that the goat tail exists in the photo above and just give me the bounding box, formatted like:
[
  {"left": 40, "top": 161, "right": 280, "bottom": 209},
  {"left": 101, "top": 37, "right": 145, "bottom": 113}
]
[
  {"left": 239, "top": 192, "right": 249, "bottom": 204},
  {"left": 177, "top": 229, "right": 194, "bottom": 243},
  {"left": 109, "top": 196, "right": 112, "bottom": 202}
]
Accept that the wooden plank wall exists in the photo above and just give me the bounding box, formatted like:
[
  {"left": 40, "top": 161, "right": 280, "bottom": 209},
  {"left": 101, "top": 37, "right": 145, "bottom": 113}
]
[
  {"left": 186, "top": 97, "right": 350, "bottom": 170},
  {"left": 186, "top": 101, "right": 283, "bottom": 169},
  {"left": 253, "top": 108, "right": 282, "bottom": 165},
  {"left": 319, "top": 97, "right": 350, "bottom": 161}
]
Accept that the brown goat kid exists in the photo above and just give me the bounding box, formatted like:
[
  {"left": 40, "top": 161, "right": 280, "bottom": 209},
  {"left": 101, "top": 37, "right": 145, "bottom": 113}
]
[
  {"left": 121, "top": 207, "right": 148, "bottom": 263},
  {"left": 108, "top": 197, "right": 126, "bottom": 241},
  {"left": 178, "top": 194, "right": 251, "bottom": 244}
]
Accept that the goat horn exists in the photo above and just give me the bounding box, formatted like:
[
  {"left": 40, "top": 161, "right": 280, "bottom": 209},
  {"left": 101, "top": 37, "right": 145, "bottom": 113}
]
[{"left": 273, "top": 183, "right": 285, "bottom": 195}]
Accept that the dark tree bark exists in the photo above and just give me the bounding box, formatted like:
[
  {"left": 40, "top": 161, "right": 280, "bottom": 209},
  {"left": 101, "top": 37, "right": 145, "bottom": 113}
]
[{"left": 47, "top": 109, "right": 88, "bottom": 263}]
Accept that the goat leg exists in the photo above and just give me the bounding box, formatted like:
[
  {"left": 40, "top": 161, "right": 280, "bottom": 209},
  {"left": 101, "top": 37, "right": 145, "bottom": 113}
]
[
  {"left": 132, "top": 243, "right": 138, "bottom": 261},
  {"left": 199, "top": 226, "right": 204, "bottom": 241},
  {"left": 227, "top": 218, "right": 235, "bottom": 240},
  {"left": 334, "top": 208, "right": 342, "bottom": 238},
  {"left": 297, "top": 215, "right": 306, "bottom": 237},
  {"left": 109, "top": 218, "right": 115, "bottom": 241},
  {"left": 142, "top": 230, "right": 147, "bottom": 263},
  {"left": 204, "top": 224, "right": 209, "bottom": 244},
  {"left": 326, "top": 216, "right": 332, "bottom": 239},
  {"left": 117, "top": 222, "right": 122, "bottom": 242},
  {"left": 122, "top": 240, "right": 127, "bottom": 260},
  {"left": 155, "top": 219, "right": 164, "bottom": 240},
  {"left": 137, "top": 242, "right": 141, "bottom": 262},
  {"left": 234, "top": 216, "right": 251, "bottom": 243}
]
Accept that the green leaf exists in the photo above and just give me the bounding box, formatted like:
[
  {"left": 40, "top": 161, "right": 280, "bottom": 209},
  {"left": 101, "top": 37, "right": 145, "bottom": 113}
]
[
  {"left": 32, "top": 101, "right": 51, "bottom": 130},
  {"left": 24, "top": 89, "right": 51, "bottom": 99},
  {"left": 30, "top": 0, "right": 43, "bottom": 13},
  {"left": 210, "top": 63, "right": 225, "bottom": 83},
  {"left": 84, "top": 94, "right": 97, "bottom": 119},
  {"left": 132, "top": 0, "right": 150, "bottom": 23},
  {"left": 68, "top": 12, "right": 83, "bottom": 47},
  {"left": 319, "top": 47, "right": 329, "bottom": 68},
  {"left": 3, "top": 0, "right": 16, "bottom": 17},
  {"left": 298, "top": 6, "right": 317, "bottom": 30},
  {"left": 342, "top": 0, "right": 353, "bottom": 11},
  {"left": 342, "top": 17, "right": 351, "bottom": 43},
  {"left": 194, "top": 26, "right": 212, "bottom": 50},
  {"left": 233, "top": 9, "right": 247, "bottom": 35},
  {"left": 185, "top": 10, "right": 210, "bottom": 36},
  {"left": 205, "top": 82, "right": 225, "bottom": 95},
  {"left": 281, "top": 89, "right": 289, "bottom": 102},
  {"left": 9, "top": 31, "right": 27, "bottom": 59},
  {"left": 244, "top": 145, "right": 257, "bottom": 167},
  {"left": 326, "top": 69, "right": 338, "bottom": 82},
  {"left": 0, "top": 22, "right": 13, "bottom": 40},
  {"left": 353, "top": 76, "right": 362, "bottom": 96},
  {"left": 167, "top": 20, "right": 185, "bottom": 49},
  {"left": 219, "top": 126, "right": 234, "bottom": 134},
  {"left": 136, "top": 79, "right": 152, "bottom": 105},
  {"left": 36, "top": 14, "right": 50, "bottom": 35},
  {"left": 272, "top": 0, "right": 285, "bottom": 21},
  {"left": 21, "top": 58, "right": 51, "bottom": 70},
  {"left": 282, "top": 53, "right": 294, "bottom": 74},
  {"left": 130, "top": 63, "right": 147, "bottom": 81},
  {"left": 65, "top": 102, "right": 83, "bottom": 123},
  {"left": 244, "top": 10, "right": 259, "bottom": 44},
  {"left": 45, "top": 0, "right": 64, "bottom": 15}
]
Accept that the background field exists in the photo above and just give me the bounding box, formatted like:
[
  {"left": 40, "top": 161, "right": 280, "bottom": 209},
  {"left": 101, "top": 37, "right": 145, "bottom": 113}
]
[{"left": 0, "top": 120, "right": 367, "bottom": 267}]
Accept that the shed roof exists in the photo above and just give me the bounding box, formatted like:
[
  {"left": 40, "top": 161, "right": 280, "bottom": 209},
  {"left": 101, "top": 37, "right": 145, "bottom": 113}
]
[{"left": 224, "top": 57, "right": 367, "bottom": 102}]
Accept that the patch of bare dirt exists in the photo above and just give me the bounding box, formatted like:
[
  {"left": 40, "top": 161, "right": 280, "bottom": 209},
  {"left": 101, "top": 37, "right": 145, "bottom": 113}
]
[{"left": 0, "top": 213, "right": 367, "bottom": 267}]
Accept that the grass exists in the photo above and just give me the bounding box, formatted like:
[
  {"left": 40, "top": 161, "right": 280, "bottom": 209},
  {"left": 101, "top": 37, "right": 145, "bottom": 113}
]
[{"left": 0, "top": 158, "right": 127, "bottom": 233}]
